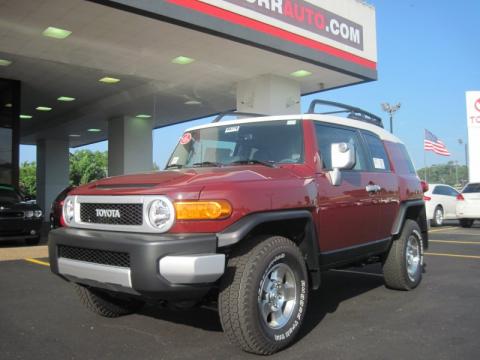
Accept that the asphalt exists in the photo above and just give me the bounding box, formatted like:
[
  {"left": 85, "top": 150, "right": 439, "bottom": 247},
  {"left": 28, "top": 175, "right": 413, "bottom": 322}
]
[{"left": 0, "top": 223, "right": 479, "bottom": 360}]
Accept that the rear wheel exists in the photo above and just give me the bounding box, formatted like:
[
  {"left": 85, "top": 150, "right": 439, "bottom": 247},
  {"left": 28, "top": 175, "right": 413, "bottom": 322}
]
[
  {"left": 219, "top": 235, "right": 308, "bottom": 355},
  {"left": 431, "top": 206, "right": 444, "bottom": 227},
  {"left": 75, "top": 285, "right": 144, "bottom": 317},
  {"left": 460, "top": 219, "right": 474, "bottom": 228},
  {"left": 383, "top": 220, "right": 423, "bottom": 290}
]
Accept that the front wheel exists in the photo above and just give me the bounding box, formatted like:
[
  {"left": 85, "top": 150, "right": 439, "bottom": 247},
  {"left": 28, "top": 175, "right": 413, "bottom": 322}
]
[
  {"left": 383, "top": 219, "right": 424, "bottom": 290},
  {"left": 219, "top": 235, "right": 308, "bottom": 355}
]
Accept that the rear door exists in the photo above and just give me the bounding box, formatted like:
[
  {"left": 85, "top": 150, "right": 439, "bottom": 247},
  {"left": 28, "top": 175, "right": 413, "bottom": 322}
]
[
  {"left": 443, "top": 186, "right": 460, "bottom": 219},
  {"left": 360, "top": 131, "right": 399, "bottom": 240},
  {"left": 461, "top": 183, "right": 480, "bottom": 217},
  {"left": 313, "top": 123, "right": 379, "bottom": 252}
]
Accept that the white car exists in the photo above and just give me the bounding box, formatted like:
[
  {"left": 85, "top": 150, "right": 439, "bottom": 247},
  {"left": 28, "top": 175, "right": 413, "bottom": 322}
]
[
  {"left": 456, "top": 182, "right": 480, "bottom": 228},
  {"left": 424, "top": 184, "right": 461, "bottom": 226}
]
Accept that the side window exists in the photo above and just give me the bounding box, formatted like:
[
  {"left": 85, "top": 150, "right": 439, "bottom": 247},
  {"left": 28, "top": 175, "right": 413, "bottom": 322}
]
[
  {"left": 363, "top": 133, "right": 391, "bottom": 171},
  {"left": 315, "top": 123, "right": 367, "bottom": 171},
  {"left": 447, "top": 187, "right": 459, "bottom": 197},
  {"left": 433, "top": 186, "right": 442, "bottom": 195}
]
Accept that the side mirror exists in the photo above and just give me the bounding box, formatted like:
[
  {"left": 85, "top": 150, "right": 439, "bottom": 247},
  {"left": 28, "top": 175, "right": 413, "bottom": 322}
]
[
  {"left": 24, "top": 196, "right": 32, "bottom": 201},
  {"left": 329, "top": 142, "right": 355, "bottom": 186}
]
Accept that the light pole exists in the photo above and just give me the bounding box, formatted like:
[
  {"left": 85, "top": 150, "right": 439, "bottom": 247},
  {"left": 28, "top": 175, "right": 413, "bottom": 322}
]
[
  {"left": 458, "top": 138, "right": 469, "bottom": 183},
  {"left": 381, "top": 102, "right": 401, "bottom": 134}
]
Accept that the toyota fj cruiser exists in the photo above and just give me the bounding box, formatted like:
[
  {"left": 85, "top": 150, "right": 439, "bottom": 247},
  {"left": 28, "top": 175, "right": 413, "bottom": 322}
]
[{"left": 49, "top": 100, "right": 428, "bottom": 355}]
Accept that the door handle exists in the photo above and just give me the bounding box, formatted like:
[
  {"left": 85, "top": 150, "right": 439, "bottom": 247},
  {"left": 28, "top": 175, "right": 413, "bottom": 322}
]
[{"left": 366, "top": 184, "right": 381, "bottom": 193}]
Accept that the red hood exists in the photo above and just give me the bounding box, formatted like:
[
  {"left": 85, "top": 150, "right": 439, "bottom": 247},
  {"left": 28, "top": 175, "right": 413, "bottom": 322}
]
[{"left": 71, "top": 166, "right": 304, "bottom": 196}]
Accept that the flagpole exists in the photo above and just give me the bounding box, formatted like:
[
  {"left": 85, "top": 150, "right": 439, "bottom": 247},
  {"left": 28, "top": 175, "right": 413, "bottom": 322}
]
[{"left": 424, "top": 149, "right": 428, "bottom": 182}]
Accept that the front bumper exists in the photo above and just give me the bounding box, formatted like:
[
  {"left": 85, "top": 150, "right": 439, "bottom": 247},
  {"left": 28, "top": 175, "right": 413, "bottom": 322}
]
[
  {"left": 48, "top": 228, "right": 224, "bottom": 301},
  {"left": 0, "top": 218, "right": 42, "bottom": 241}
]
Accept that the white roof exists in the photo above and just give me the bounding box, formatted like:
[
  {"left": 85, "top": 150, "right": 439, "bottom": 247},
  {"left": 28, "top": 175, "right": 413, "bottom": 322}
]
[{"left": 186, "top": 114, "right": 402, "bottom": 144}]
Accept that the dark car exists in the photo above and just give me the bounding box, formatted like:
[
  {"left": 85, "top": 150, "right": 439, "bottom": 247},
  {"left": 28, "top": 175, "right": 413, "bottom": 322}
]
[
  {"left": 50, "top": 185, "right": 75, "bottom": 229},
  {"left": 0, "top": 184, "right": 43, "bottom": 245}
]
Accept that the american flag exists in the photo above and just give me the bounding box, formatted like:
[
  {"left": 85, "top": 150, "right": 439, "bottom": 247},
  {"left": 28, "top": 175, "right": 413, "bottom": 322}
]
[{"left": 424, "top": 129, "right": 451, "bottom": 156}]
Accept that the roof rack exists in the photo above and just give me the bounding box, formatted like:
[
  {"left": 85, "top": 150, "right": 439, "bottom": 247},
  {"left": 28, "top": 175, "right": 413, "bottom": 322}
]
[
  {"left": 211, "top": 111, "right": 266, "bottom": 123},
  {"left": 307, "top": 100, "right": 384, "bottom": 128}
]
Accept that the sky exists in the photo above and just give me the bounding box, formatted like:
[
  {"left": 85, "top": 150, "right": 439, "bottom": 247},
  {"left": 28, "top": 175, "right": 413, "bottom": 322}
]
[{"left": 20, "top": 0, "right": 479, "bottom": 170}]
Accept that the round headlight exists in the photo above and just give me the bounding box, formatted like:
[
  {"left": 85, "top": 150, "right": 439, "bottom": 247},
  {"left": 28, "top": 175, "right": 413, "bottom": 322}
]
[
  {"left": 148, "top": 198, "right": 175, "bottom": 232},
  {"left": 64, "top": 197, "right": 75, "bottom": 224},
  {"left": 25, "top": 210, "right": 34, "bottom": 218},
  {"left": 34, "top": 210, "right": 43, "bottom": 218}
]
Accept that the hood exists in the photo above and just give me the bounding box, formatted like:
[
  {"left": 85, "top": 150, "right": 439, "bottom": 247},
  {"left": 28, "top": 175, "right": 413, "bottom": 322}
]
[{"left": 71, "top": 166, "right": 304, "bottom": 196}]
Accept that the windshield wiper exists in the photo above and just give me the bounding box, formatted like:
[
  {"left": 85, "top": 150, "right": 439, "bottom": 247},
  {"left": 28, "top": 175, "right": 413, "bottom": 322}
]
[
  {"left": 228, "top": 159, "right": 276, "bottom": 168},
  {"left": 192, "top": 161, "right": 222, "bottom": 168}
]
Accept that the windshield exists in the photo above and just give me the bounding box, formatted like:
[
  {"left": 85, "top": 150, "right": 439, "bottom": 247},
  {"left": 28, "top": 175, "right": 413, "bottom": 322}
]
[
  {"left": 166, "top": 120, "right": 304, "bottom": 169},
  {"left": 463, "top": 183, "right": 480, "bottom": 193},
  {"left": 0, "top": 187, "right": 22, "bottom": 203}
]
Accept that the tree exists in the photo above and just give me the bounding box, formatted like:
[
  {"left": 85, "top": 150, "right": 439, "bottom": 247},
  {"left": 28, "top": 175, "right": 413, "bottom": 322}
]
[
  {"left": 69, "top": 150, "right": 108, "bottom": 186},
  {"left": 19, "top": 161, "right": 36, "bottom": 197},
  {"left": 417, "top": 161, "right": 468, "bottom": 187}
]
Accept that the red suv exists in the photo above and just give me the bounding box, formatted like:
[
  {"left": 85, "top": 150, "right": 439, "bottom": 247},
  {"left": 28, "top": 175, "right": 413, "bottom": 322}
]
[{"left": 49, "top": 100, "right": 428, "bottom": 355}]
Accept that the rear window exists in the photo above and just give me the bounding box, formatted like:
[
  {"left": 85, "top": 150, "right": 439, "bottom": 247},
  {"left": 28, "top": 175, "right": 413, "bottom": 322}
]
[
  {"left": 463, "top": 183, "right": 480, "bottom": 193},
  {"left": 385, "top": 142, "right": 416, "bottom": 175}
]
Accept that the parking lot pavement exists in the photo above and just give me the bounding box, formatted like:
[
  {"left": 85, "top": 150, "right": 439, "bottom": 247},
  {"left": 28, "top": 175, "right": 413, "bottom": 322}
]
[{"left": 1, "top": 225, "right": 479, "bottom": 360}]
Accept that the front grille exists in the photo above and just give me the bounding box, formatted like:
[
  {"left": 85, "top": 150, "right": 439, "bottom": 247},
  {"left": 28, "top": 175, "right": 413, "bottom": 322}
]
[
  {"left": 58, "top": 245, "right": 130, "bottom": 268},
  {"left": 79, "top": 203, "right": 142, "bottom": 225},
  {"left": 0, "top": 212, "right": 24, "bottom": 219}
]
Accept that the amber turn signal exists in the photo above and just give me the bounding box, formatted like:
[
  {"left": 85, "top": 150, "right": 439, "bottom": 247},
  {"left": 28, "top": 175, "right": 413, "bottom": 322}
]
[{"left": 174, "top": 200, "right": 232, "bottom": 220}]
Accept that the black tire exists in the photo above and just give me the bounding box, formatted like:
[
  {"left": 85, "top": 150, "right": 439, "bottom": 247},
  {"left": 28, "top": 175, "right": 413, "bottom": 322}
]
[
  {"left": 460, "top": 219, "right": 474, "bottom": 228},
  {"left": 383, "top": 219, "right": 424, "bottom": 290},
  {"left": 75, "top": 284, "right": 144, "bottom": 318},
  {"left": 25, "top": 237, "right": 40, "bottom": 246},
  {"left": 219, "top": 235, "right": 308, "bottom": 355},
  {"left": 431, "top": 206, "right": 444, "bottom": 227}
]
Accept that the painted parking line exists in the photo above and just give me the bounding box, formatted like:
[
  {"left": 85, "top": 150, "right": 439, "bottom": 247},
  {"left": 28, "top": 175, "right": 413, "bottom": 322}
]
[
  {"left": 25, "top": 258, "right": 50, "bottom": 267},
  {"left": 430, "top": 240, "right": 480, "bottom": 245},
  {"left": 425, "top": 252, "right": 480, "bottom": 260},
  {"left": 429, "top": 227, "right": 456, "bottom": 233}
]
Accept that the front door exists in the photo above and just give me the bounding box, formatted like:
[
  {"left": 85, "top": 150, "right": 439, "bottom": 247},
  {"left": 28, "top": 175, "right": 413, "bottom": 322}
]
[{"left": 314, "top": 123, "right": 379, "bottom": 254}]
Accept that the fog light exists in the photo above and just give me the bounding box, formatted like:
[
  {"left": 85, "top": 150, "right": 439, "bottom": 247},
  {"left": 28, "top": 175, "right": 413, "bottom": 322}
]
[{"left": 30, "top": 230, "right": 36, "bottom": 235}]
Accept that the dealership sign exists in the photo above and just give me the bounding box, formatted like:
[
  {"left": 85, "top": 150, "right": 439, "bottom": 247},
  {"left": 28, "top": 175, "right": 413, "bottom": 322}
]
[
  {"left": 466, "top": 91, "right": 480, "bottom": 128},
  {"left": 216, "top": 0, "right": 364, "bottom": 50}
]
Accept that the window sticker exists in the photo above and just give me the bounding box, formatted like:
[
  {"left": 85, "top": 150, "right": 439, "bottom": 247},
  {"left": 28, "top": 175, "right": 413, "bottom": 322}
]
[
  {"left": 179, "top": 132, "right": 192, "bottom": 145},
  {"left": 170, "top": 157, "right": 179, "bottom": 165},
  {"left": 373, "top": 157, "right": 386, "bottom": 170},
  {"left": 287, "top": 120, "right": 297, "bottom": 125},
  {"left": 225, "top": 126, "right": 240, "bottom": 133}
]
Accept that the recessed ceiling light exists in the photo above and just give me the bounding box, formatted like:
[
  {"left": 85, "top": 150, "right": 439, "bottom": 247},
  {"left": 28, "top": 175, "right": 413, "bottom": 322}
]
[
  {"left": 99, "top": 77, "right": 120, "bottom": 84},
  {"left": 69, "top": 134, "right": 81, "bottom": 137},
  {"left": 184, "top": 100, "right": 202, "bottom": 105},
  {"left": 4, "top": 103, "right": 12, "bottom": 108},
  {"left": 87, "top": 128, "right": 102, "bottom": 132},
  {"left": 0, "top": 59, "right": 12, "bottom": 66},
  {"left": 57, "top": 96, "right": 75, "bottom": 102},
  {"left": 20, "top": 114, "right": 32, "bottom": 119},
  {"left": 290, "top": 70, "right": 312, "bottom": 78},
  {"left": 42, "top": 26, "right": 72, "bottom": 39},
  {"left": 135, "top": 114, "right": 151, "bottom": 119},
  {"left": 172, "top": 56, "right": 195, "bottom": 65},
  {"left": 36, "top": 106, "right": 52, "bottom": 111}
]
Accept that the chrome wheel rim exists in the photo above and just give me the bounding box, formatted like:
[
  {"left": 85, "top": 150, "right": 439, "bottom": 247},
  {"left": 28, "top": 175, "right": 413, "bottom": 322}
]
[
  {"left": 406, "top": 235, "right": 421, "bottom": 282},
  {"left": 259, "top": 263, "right": 297, "bottom": 330},
  {"left": 435, "top": 209, "right": 443, "bottom": 225}
]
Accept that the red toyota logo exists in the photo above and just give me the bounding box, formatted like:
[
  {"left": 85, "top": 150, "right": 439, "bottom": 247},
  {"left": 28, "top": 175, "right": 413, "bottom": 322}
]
[{"left": 475, "top": 98, "right": 480, "bottom": 112}]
